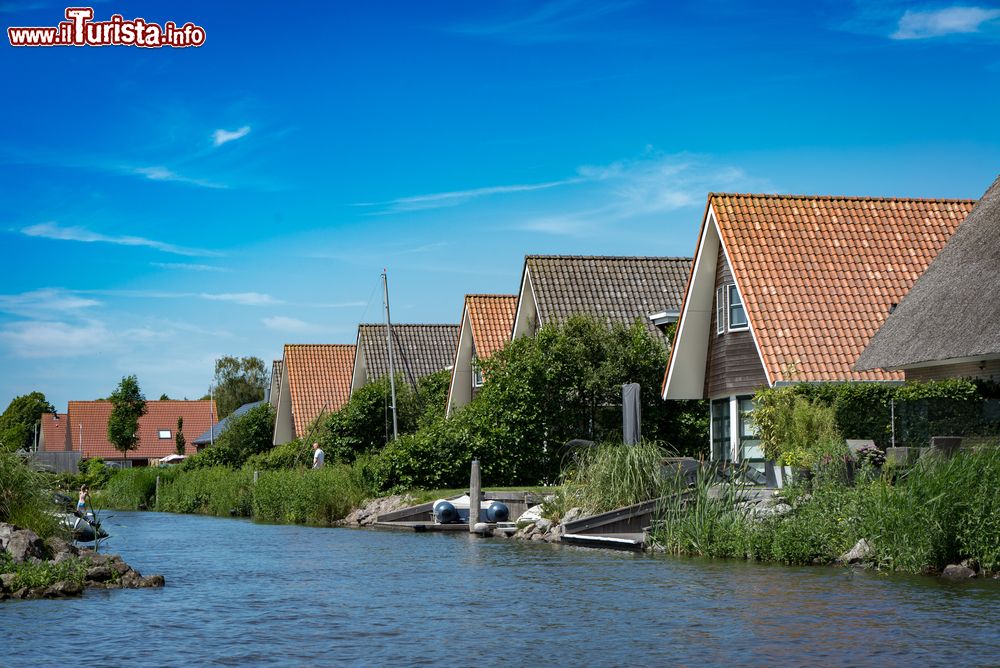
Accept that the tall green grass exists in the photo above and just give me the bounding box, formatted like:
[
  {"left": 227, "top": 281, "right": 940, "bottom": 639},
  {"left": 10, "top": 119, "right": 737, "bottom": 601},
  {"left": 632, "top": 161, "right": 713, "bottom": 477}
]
[
  {"left": 0, "top": 453, "right": 63, "bottom": 539},
  {"left": 561, "top": 440, "right": 677, "bottom": 514},
  {"left": 157, "top": 467, "right": 254, "bottom": 517},
  {"left": 100, "top": 467, "right": 170, "bottom": 510},
  {"left": 252, "top": 465, "right": 370, "bottom": 525},
  {"left": 653, "top": 445, "right": 1000, "bottom": 574}
]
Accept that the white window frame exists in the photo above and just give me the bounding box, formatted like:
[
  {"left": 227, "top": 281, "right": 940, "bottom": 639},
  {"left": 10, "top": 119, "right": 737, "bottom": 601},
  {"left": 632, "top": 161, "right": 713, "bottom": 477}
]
[
  {"left": 158, "top": 430, "right": 171, "bottom": 439},
  {"left": 471, "top": 355, "right": 484, "bottom": 388},
  {"left": 716, "top": 286, "right": 725, "bottom": 335},
  {"left": 727, "top": 284, "right": 748, "bottom": 331}
]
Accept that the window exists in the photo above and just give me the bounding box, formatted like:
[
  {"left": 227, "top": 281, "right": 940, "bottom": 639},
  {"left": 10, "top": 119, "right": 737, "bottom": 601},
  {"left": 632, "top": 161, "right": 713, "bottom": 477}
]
[
  {"left": 738, "top": 396, "right": 764, "bottom": 472},
  {"left": 158, "top": 430, "right": 171, "bottom": 439},
  {"left": 728, "top": 284, "right": 747, "bottom": 330},
  {"left": 716, "top": 287, "right": 725, "bottom": 335},
  {"left": 472, "top": 355, "right": 483, "bottom": 388},
  {"left": 711, "top": 400, "right": 731, "bottom": 461}
]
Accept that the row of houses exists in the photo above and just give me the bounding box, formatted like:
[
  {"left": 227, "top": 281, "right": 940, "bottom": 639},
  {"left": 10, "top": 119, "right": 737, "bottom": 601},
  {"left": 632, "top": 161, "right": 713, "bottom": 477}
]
[
  {"left": 272, "top": 176, "right": 1000, "bottom": 469},
  {"left": 36, "top": 176, "right": 1000, "bottom": 469},
  {"left": 268, "top": 254, "right": 692, "bottom": 444}
]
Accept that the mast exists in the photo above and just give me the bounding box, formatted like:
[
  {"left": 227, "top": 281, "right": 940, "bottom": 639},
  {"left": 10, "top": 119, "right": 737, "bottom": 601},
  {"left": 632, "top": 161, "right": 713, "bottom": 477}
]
[{"left": 382, "top": 269, "right": 399, "bottom": 440}]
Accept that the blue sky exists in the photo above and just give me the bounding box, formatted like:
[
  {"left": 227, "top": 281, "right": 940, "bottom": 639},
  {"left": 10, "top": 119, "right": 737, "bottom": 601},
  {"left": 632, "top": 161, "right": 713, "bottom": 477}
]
[{"left": 1, "top": 0, "right": 999, "bottom": 409}]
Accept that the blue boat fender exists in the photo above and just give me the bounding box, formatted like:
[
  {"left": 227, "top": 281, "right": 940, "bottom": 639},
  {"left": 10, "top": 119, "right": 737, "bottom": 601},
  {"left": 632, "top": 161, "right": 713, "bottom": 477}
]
[
  {"left": 486, "top": 501, "right": 509, "bottom": 522},
  {"left": 433, "top": 500, "right": 458, "bottom": 524}
]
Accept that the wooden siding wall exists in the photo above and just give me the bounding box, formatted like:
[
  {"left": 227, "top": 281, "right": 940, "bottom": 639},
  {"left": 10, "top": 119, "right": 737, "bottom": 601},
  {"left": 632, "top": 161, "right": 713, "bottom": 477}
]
[
  {"left": 905, "top": 359, "right": 1000, "bottom": 383},
  {"left": 704, "top": 245, "right": 769, "bottom": 399}
]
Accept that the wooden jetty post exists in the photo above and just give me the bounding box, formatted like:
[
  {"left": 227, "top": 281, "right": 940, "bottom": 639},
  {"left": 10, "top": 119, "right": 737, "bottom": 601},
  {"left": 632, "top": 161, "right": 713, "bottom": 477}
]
[
  {"left": 469, "top": 459, "right": 481, "bottom": 532},
  {"left": 155, "top": 475, "right": 161, "bottom": 509}
]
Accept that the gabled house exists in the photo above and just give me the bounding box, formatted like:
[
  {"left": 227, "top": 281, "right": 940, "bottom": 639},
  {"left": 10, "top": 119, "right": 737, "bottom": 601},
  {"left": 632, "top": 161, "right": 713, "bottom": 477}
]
[
  {"left": 662, "top": 192, "right": 975, "bottom": 469},
  {"left": 446, "top": 294, "right": 518, "bottom": 416},
  {"left": 511, "top": 255, "right": 691, "bottom": 344},
  {"left": 41, "top": 400, "right": 217, "bottom": 466},
  {"left": 273, "top": 344, "right": 355, "bottom": 445},
  {"left": 350, "top": 323, "right": 459, "bottom": 394},
  {"left": 193, "top": 400, "right": 266, "bottom": 448},
  {"left": 857, "top": 176, "right": 1000, "bottom": 382},
  {"left": 267, "top": 359, "right": 283, "bottom": 408}
]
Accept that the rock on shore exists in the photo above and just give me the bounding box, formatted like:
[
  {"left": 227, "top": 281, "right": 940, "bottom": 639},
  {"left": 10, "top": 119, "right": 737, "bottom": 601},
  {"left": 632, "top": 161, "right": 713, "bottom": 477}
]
[
  {"left": 338, "top": 495, "right": 415, "bottom": 527},
  {"left": 0, "top": 523, "right": 165, "bottom": 601}
]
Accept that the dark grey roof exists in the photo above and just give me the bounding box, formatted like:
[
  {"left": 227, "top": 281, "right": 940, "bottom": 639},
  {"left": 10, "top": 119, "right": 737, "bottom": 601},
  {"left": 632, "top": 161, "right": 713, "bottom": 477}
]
[
  {"left": 857, "top": 175, "right": 1000, "bottom": 370},
  {"left": 525, "top": 255, "right": 691, "bottom": 339},
  {"left": 193, "top": 401, "right": 265, "bottom": 445},
  {"left": 358, "top": 324, "right": 459, "bottom": 387}
]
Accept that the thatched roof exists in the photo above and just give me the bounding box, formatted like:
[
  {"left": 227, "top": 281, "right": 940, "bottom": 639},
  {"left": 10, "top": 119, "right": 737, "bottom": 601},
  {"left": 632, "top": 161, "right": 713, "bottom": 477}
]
[{"left": 857, "top": 175, "right": 1000, "bottom": 370}]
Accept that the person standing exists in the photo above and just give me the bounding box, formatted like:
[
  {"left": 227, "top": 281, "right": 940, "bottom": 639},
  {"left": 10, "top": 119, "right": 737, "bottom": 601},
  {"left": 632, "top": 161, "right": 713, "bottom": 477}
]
[
  {"left": 73, "top": 484, "right": 90, "bottom": 530},
  {"left": 312, "top": 442, "right": 325, "bottom": 469}
]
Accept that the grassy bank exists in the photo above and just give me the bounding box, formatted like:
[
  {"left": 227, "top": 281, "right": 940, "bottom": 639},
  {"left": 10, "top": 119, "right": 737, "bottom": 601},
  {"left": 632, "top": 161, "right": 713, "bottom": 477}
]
[
  {"left": 0, "top": 453, "right": 65, "bottom": 540},
  {"left": 654, "top": 446, "right": 1000, "bottom": 574},
  {"left": 102, "top": 464, "right": 371, "bottom": 526}
]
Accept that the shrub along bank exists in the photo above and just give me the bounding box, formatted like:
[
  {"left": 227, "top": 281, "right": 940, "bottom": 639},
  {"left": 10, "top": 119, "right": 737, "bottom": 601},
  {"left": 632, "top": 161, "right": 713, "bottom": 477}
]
[{"left": 654, "top": 445, "right": 1000, "bottom": 575}]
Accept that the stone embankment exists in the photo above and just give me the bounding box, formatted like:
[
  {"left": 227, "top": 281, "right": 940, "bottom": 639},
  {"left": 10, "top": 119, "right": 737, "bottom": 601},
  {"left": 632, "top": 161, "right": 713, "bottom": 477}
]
[
  {"left": 338, "top": 495, "right": 415, "bottom": 527},
  {"left": 0, "top": 523, "right": 164, "bottom": 601}
]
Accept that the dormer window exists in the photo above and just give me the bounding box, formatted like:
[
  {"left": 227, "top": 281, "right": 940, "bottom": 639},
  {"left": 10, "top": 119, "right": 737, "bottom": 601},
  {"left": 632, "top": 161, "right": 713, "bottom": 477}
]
[{"left": 717, "top": 283, "right": 748, "bottom": 333}]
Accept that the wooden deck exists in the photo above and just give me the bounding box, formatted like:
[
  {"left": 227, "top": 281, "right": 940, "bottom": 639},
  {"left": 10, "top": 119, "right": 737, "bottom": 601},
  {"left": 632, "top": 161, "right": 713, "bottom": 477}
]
[{"left": 373, "top": 521, "right": 471, "bottom": 532}]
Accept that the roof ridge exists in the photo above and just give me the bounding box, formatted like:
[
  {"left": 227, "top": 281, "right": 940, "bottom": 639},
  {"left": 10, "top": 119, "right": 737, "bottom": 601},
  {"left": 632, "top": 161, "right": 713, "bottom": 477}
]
[
  {"left": 525, "top": 255, "right": 692, "bottom": 261},
  {"left": 709, "top": 192, "right": 976, "bottom": 204},
  {"left": 358, "top": 323, "right": 458, "bottom": 327},
  {"left": 284, "top": 343, "right": 355, "bottom": 348},
  {"left": 466, "top": 293, "right": 518, "bottom": 298}
]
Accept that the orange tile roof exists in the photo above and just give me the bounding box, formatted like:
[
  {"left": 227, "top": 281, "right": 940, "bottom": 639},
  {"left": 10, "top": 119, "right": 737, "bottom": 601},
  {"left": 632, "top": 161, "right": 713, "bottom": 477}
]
[
  {"left": 466, "top": 294, "right": 518, "bottom": 359},
  {"left": 65, "top": 400, "right": 217, "bottom": 460},
  {"left": 40, "top": 412, "right": 69, "bottom": 452},
  {"left": 284, "top": 344, "right": 355, "bottom": 436},
  {"left": 711, "top": 193, "right": 975, "bottom": 383}
]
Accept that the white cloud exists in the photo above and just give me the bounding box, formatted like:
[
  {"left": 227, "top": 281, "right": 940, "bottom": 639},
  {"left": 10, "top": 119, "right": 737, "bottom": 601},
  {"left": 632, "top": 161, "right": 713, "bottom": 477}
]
[
  {"left": 199, "top": 292, "right": 280, "bottom": 306},
  {"left": 0, "top": 320, "right": 113, "bottom": 358},
  {"left": 212, "top": 126, "right": 251, "bottom": 147},
  {"left": 262, "top": 316, "right": 313, "bottom": 333},
  {"left": 151, "top": 262, "right": 230, "bottom": 273},
  {"left": 0, "top": 288, "right": 100, "bottom": 318},
  {"left": 133, "top": 166, "right": 226, "bottom": 189},
  {"left": 358, "top": 178, "right": 584, "bottom": 214},
  {"left": 22, "top": 222, "right": 221, "bottom": 257},
  {"left": 892, "top": 6, "right": 1000, "bottom": 39}
]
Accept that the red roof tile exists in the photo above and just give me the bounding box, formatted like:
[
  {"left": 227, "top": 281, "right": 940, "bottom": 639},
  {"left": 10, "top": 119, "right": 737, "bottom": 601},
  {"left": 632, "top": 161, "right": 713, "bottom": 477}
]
[
  {"left": 711, "top": 193, "right": 975, "bottom": 383},
  {"left": 466, "top": 295, "right": 517, "bottom": 360},
  {"left": 40, "top": 413, "right": 69, "bottom": 452},
  {"left": 65, "top": 400, "right": 217, "bottom": 460},
  {"left": 284, "top": 344, "right": 355, "bottom": 436}
]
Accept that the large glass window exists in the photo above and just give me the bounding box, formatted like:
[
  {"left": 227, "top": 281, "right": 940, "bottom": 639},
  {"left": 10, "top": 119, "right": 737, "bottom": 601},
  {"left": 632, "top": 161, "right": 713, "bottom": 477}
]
[
  {"left": 711, "top": 399, "right": 731, "bottom": 461},
  {"left": 738, "top": 396, "right": 764, "bottom": 472},
  {"left": 728, "top": 285, "right": 748, "bottom": 329}
]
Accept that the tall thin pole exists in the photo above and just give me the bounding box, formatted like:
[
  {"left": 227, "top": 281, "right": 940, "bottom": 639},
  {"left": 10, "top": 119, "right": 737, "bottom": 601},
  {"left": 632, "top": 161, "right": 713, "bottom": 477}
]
[
  {"left": 383, "top": 269, "right": 399, "bottom": 441},
  {"left": 210, "top": 385, "right": 215, "bottom": 447}
]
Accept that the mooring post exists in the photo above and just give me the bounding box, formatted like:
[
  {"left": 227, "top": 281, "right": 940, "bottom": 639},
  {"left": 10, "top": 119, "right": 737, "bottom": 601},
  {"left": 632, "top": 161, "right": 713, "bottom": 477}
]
[
  {"left": 469, "top": 459, "right": 481, "bottom": 532},
  {"left": 155, "top": 475, "right": 161, "bottom": 509},
  {"left": 253, "top": 470, "right": 259, "bottom": 484}
]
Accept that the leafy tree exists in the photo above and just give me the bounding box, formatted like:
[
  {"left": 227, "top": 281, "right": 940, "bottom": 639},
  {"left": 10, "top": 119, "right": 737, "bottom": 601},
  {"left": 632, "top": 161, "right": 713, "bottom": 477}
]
[
  {"left": 159, "top": 393, "right": 170, "bottom": 400},
  {"left": 372, "top": 315, "right": 708, "bottom": 490},
  {"left": 107, "top": 376, "right": 147, "bottom": 459},
  {"left": 210, "top": 356, "right": 268, "bottom": 419},
  {"left": 0, "top": 392, "right": 56, "bottom": 453},
  {"left": 183, "top": 403, "right": 276, "bottom": 469},
  {"left": 175, "top": 416, "right": 186, "bottom": 456},
  {"left": 317, "top": 369, "right": 450, "bottom": 463}
]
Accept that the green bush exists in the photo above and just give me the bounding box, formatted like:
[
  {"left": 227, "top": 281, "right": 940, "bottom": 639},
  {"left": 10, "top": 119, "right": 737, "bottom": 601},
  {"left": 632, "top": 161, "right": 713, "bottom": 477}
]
[
  {"left": 755, "top": 379, "right": 997, "bottom": 450},
  {"left": 753, "top": 389, "right": 844, "bottom": 467},
  {"left": 245, "top": 439, "right": 311, "bottom": 471},
  {"left": 0, "top": 553, "right": 88, "bottom": 590},
  {"left": 183, "top": 403, "right": 276, "bottom": 470}
]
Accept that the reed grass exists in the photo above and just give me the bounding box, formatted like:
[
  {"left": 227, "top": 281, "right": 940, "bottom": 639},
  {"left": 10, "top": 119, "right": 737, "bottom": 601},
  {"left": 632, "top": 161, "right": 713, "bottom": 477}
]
[
  {"left": 0, "top": 453, "right": 64, "bottom": 539},
  {"left": 562, "top": 440, "right": 678, "bottom": 514}
]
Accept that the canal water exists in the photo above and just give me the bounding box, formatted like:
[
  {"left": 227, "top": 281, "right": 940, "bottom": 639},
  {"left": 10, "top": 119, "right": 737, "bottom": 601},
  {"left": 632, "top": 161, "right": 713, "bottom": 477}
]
[{"left": 4, "top": 511, "right": 1000, "bottom": 666}]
